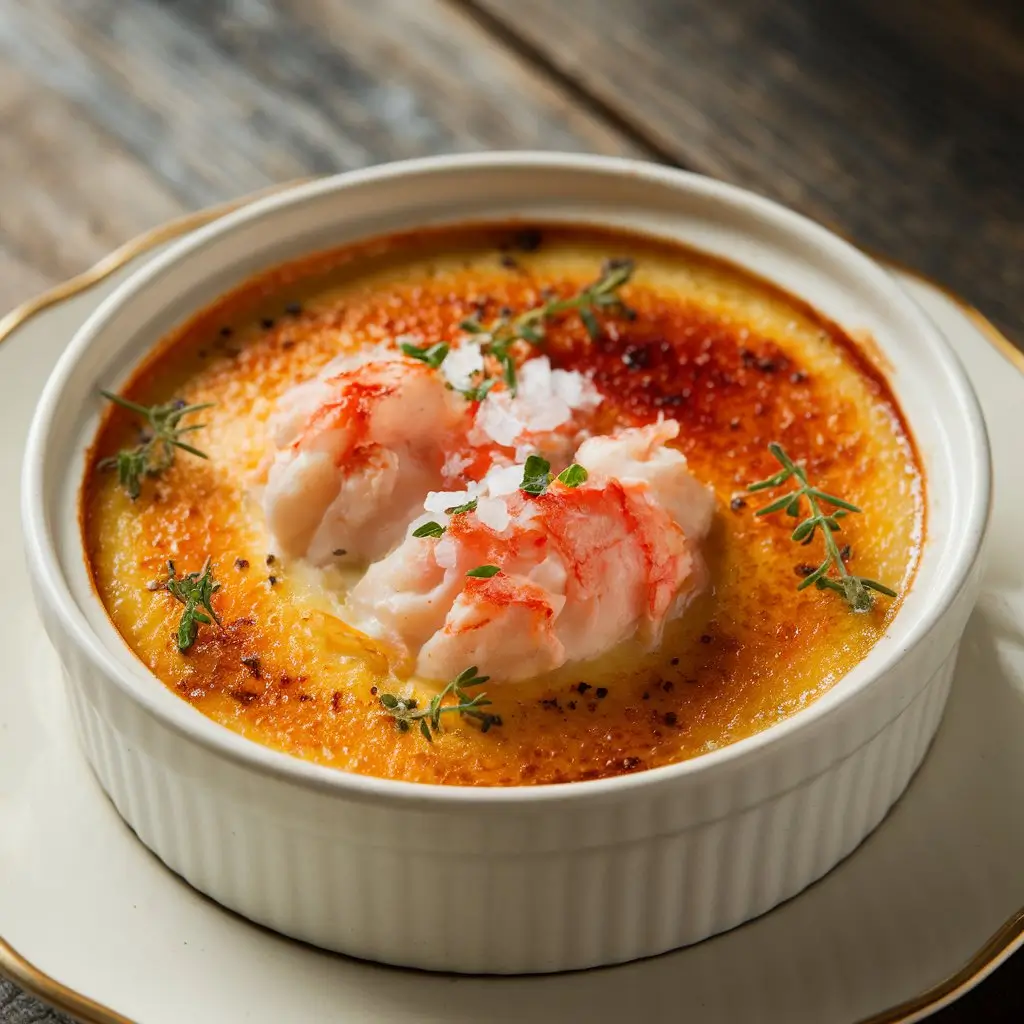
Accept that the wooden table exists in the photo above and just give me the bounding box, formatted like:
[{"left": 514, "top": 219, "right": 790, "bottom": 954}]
[{"left": 0, "top": 1, "right": 1020, "bottom": 1020}]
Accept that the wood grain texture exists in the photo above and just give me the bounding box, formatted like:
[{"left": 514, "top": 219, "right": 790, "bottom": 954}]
[
  {"left": 466, "top": 0, "right": 1023, "bottom": 339},
  {"left": 0, "top": 56, "right": 184, "bottom": 310},
  {"left": 0, "top": 0, "right": 638, "bottom": 208},
  {"left": 0, "top": 0, "right": 640, "bottom": 312},
  {"left": 858, "top": 0, "right": 1024, "bottom": 108},
  {"left": 170, "top": 0, "right": 641, "bottom": 164}
]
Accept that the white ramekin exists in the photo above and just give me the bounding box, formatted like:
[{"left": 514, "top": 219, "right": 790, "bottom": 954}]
[{"left": 21, "top": 154, "right": 990, "bottom": 974}]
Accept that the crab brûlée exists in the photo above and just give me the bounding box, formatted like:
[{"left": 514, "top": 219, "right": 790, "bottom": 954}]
[{"left": 82, "top": 224, "right": 923, "bottom": 786}]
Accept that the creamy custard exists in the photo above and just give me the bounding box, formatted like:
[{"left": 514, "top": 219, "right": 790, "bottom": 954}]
[{"left": 82, "top": 224, "right": 923, "bottom": 785}]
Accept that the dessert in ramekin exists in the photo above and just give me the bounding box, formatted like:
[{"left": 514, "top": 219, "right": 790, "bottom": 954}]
[{"left": 22, "top": 154, "right": 989, "bottom": 972}]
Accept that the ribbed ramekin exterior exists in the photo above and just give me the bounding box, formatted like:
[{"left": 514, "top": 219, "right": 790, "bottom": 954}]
[{"left": 47, "top": 603, "right": 958, "bottom": 973}]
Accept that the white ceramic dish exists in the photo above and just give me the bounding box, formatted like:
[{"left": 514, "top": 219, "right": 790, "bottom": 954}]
[
  {"left": 2, "top": 210, "right": 1022, "bottom": 1024},
  {"left": 19, "top": 155, "right": 990, "bottom": 974}
]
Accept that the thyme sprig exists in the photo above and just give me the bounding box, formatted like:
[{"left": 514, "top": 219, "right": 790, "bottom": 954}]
[
  {"left": 748, "top": 443, "right": 896, "bottom": 613},
  {"left": 458, "top": 258, "right": 635, "bottom": 397},
  {"left": 98, "top": 391, "right": 213, "bottom": 499},
  {"left": 379, "top": 666, "right": 500, "bottom": 742},
  {"left": 151, "top": 557, "right": 223, "bottom": 651}
]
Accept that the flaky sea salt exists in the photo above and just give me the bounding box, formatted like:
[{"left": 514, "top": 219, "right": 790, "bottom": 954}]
[
  {"left": 442, "top": 450, "right": 473, "bottom": 479},
  {"left": 476, "top": 397, "right": 525, "bottom": 446},
  {"left": 483, "top": 463, "right": 524, "bottom": 497},
  {"left": 439, "top": 342, "right": 484, "bottom": 392},
  {"left": 424, "top": 489, "right": 478, "bottom": 515},
  {"left": 551, "top": 367, "right": 601, "bottom": 410},
  {"left": 475, "top": 495, "right": 511, "bottom": 532},
  {"left": 433, "top": 534, "right": 457, "bottom": 569},
  {"left": 473, "top": 356, "right": 601, "bottom": 447}
]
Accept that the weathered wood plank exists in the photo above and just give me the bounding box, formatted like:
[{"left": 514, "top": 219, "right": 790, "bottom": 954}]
[
  {"left": 0, "top": 56, "right": 184, "bottom": 311},
  {"left": 0, "top": 0, "right": 639, "bottom": 214},
  {"left": 173, "top": 0, "right": 642, "bottom": 163},
  {"left": 466, "top": 0, "right": 1024, "bottom": 338},
  {"left": 0, "top": 0, "right": 644, "bottom": 307},
  {"left": 857, "top": 0, "right": 1024, "bottom": 109}
]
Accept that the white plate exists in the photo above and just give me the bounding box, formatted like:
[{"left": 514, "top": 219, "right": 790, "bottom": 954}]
[{"left": 1, "top": 209, "right": 1022, "bottom": 1024}]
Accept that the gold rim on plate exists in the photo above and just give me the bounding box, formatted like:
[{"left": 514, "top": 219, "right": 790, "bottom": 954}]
[{"left": 0, "top": 184, "right": 1020, "bottom": 1024}]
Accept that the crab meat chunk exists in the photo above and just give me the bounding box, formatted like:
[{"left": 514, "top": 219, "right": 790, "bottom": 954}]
[{"left": 261, "top": 356, "right": 467, "bottom": 564}]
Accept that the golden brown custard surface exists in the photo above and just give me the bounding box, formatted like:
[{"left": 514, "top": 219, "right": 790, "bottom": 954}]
[{"left": 82, "top": 224, "right": 923, "bottom": 786}]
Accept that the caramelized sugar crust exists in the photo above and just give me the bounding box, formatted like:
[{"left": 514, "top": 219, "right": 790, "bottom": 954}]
[{"left": 82, "top": 225, "right": 924, "bottom": 785}]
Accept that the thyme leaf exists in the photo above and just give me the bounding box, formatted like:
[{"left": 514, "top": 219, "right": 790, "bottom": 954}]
[
  {"left": 747, "top": 443, "right": 897, "bottom": 613},
  {"left": 97, "top": 392, "right": 213, "bottom": 500},
  {"left": 518, "top": 455, "right": 589, "bottom": 495},
  {"left": 466, "top": 564, "right": 501, "bottom": 578},
  {"left": 556, "top": 463, "right": 588, "bottom": 488},
  {"left": 412, "top": 500, "right": 480, "bottom": 541},
  {"left": 444, "top": 498, "right": 478, "bottom": 516},
  {"left": 520, "top": 454, "right": 553, "bottom": 495},
  {"left": 461, "top": 377, "right": 497, "bottom": 403},
  {"left": 412, "top": 521, "right": 445, "bottom": 539},
  {"left": 401, "top": 340, "right": 450, "bottom": 369}
]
